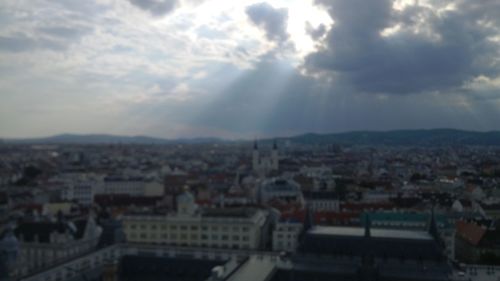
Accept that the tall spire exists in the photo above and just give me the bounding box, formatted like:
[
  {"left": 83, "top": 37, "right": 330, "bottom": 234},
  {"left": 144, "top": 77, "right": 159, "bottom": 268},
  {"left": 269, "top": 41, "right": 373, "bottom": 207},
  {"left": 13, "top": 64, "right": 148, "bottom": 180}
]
[
  {"left": 253, "top": 139, "right": 258, "bottom": 150},
  {"left": 364, "top": 213, "right": 371, "bottom": 238},
  {"left": 303, "top": 204, "right": 314, "bottom": 232},
  {"left": 428, "top": 206, "right": 439, "bottom": 240},
  {"left": 273, "top": 139, "right": 277, "bottom": 150}
]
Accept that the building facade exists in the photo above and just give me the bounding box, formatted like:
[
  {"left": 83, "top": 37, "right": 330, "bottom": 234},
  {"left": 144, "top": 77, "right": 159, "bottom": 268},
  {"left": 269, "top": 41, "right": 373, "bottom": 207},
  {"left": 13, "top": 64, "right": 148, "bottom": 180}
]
[
  {"left": 122, "top": 191, "right": 269, "bottom": 250},
  {"left": 14, "top": 215, "right": 102, "bottom": 276},
  {"left": 272, "top": 221, "right": 302, "bottom": 252}
]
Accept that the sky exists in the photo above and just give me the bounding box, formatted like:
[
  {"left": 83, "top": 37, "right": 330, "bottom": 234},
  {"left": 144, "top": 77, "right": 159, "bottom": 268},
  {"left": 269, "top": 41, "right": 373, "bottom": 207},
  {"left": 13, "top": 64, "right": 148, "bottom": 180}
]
[{"left": 1, "top": 0, "right": 500, "bottom": 139}]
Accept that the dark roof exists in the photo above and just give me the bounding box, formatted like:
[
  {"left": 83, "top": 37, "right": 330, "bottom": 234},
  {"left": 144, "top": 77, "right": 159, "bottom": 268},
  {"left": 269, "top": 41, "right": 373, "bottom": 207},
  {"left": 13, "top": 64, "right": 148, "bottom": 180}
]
[
  {"left": 15, "top": 218, "right": 87, "bottom": 243},
  {"left": 303, "top": 191, "right": 338, "bottom": 200},
  {"left": 94, "top": 194, "right": 162, "bottom": 207},
  {"left": 202, "top": 207, "right": 258, "bottom": 218},
  {"left": 0, "top": 192, "right": 8, "bottom": 204},
  {"left": 299, "top": 226, "right": 444, "bottom": 261},
  {"left": 456, "top": 220, "right": 487, "bottom": 246},
  {"left": 119, "top": 255, "right": 224, "bottom": 281}
]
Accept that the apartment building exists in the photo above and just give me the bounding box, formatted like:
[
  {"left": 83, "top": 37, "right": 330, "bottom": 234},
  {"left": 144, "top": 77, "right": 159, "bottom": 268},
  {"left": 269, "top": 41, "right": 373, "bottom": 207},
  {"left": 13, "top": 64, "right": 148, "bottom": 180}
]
[{"left": 122, "top": 190, "right": 269, "bottom": 250}]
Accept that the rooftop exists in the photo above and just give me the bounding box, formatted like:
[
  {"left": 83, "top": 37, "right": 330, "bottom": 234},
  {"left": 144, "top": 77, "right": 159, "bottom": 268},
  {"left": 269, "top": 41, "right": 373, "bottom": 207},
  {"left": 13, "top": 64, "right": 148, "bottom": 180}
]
[{"left": 309, "top": 226, "right": 434, "bottom": 240}]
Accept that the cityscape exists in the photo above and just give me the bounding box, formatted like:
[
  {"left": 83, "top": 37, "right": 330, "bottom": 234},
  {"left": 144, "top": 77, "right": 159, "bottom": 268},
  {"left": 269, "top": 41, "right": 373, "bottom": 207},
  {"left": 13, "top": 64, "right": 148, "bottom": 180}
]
[
  {"left": 1, "top": 133, "right": 500, "bottom": 280},
  {"left": 2, "top": 0, "right": 500, "bottom": 280}
]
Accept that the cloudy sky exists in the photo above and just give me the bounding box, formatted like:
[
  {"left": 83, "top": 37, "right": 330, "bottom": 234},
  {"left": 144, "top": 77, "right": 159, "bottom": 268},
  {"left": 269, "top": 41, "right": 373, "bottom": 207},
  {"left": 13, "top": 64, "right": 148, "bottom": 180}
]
[{"left": 1, "top": 0, "right": 500, "bottom": 139}]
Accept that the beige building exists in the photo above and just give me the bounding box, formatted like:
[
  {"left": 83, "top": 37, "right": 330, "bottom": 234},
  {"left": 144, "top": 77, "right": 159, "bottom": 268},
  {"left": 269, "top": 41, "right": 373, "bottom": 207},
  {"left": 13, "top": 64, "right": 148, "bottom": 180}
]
[{"left": 123, "top": 190, "right": 269, "bottom": 250}]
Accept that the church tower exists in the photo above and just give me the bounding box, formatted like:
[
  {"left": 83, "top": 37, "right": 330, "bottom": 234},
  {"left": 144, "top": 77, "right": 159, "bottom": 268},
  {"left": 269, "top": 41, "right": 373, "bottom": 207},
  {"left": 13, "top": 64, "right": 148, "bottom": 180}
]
[
  {"left": 252, "top": 140, "right": 260, "bottom": 172},
  {"left": 271, "top": 139, "right": 279, "bottom": 171}
]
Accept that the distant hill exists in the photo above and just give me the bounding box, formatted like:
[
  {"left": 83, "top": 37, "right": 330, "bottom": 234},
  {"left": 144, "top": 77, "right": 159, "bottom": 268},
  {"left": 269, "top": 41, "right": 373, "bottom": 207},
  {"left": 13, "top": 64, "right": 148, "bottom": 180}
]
[
  {"left": 4, "top": 134, "right": 175, "bottom": 144},
  {"left": 284, "top": 129, "right": 500, "bottom": 146},
  {"left": 3, "top": 129, "right": 500, "bottom": 146}
]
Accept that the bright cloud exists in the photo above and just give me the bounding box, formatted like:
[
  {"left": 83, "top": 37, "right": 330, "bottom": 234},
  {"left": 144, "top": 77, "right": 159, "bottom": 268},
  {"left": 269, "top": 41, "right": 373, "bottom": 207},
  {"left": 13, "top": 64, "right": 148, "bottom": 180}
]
[{"left": 0, "top": 0, "right": 499, "bottom": 138}]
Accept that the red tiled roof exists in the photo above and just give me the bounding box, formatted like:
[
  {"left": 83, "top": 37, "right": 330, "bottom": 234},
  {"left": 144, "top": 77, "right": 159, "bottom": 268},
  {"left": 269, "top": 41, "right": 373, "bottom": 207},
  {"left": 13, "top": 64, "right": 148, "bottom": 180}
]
[{"left": 456, "top": 220, "right": 487, "bottom": 246}]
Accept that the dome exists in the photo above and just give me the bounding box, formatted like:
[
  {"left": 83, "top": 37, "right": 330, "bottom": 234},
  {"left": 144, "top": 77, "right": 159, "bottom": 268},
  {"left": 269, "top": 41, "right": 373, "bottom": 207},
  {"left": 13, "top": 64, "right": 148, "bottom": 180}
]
[
  {"left": 177, "top": 191, "right": 195, "bottom": 204},
  {"left": 263, "top": 178, "right": 300, "bottom": 192}
]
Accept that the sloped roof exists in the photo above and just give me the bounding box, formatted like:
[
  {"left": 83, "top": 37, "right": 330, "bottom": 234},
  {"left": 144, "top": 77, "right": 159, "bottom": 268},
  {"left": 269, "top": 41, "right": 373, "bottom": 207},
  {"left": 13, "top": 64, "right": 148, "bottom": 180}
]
[
  {"left": 456, "top": 220, "right": 487, "bottom": 246},
  {"left": 15, "top": 218, "right": 87, "bottom": 243}
]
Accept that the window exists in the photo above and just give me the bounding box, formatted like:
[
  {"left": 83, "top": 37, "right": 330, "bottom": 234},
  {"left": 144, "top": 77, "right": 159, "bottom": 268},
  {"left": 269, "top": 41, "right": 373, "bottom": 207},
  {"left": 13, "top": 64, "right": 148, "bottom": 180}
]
[
  {"left": 180, "top": 225, "right": 187, "bottom": 230},
  {"left": 170, "top": 225, "right": 177, "bottom": 230},
  {"left": 232, "top": 226, "right": 239, "bottom": 231},
  {"left": 242, "top": 227, "right": 249, "bottom": 232},
  {"left": 232, "top": 235, "right": 240, "bottom": 241},
  {"left": 221, "top": 235, "right": 229, "bottom": 240},
  {"left": 242, "top": 236, "right": 249, "bottom": 241},
  {"left": 212, "top": 235, "right": 218, "bottom": 240},
  {"left": 191, "top": 225, "right": 198, "bottom": 231},
  {"left": 211, "top": 226, "right": 218, "bottom": 231},
  {"left": 151, "top": 225, "right": 157, "bottom": 230},
  {"left": 201, "top": 226, "right": 208, "bottom": 231},
  {"left": 201, "top": 234, "right": 208, "bottom": 240},
  {"left": 130, "top": 224, "right": 137, "bottom": 229},
  {"left": 191, "top": 234, "right": 198, "bottom": 240}
]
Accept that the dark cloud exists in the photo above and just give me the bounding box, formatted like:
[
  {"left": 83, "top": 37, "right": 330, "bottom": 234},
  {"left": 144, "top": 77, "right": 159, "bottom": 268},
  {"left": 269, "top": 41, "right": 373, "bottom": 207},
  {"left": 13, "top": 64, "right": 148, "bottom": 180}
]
[
  {"left": 189, "top": 55, "right": 500, "bottom": 136},
  {"left": 306, "top": 22, "right": 326, "bottom": 40},
  {"left": 128, "top": 0, "right": 179, "bottom": 17},
  {"left": 246, "top": 3, "right": 289, "bottom": 43},
  {"left": 305, "top": 0, "right": 500, "bottom": 94}
]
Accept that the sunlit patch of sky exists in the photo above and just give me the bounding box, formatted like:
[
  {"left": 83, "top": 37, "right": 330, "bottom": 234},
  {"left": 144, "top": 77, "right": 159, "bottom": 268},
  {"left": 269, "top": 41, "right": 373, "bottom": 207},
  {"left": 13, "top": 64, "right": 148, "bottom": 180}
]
[{"left": 0, "top": 0, "right": 500, "bottom": 138}]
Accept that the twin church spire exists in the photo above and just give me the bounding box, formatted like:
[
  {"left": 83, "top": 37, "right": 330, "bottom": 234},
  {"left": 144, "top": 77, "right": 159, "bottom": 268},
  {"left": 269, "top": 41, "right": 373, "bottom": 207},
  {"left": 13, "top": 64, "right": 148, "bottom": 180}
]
[{"left": 252, "top": 139, "right": 279, "bottom": 174}]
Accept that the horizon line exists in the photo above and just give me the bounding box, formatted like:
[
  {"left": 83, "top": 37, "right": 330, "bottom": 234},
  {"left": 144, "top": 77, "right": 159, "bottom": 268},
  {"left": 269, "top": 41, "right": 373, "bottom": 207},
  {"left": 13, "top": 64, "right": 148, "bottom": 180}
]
[{"left": 1, "top": 127, "right": 499, "bottom": 142}]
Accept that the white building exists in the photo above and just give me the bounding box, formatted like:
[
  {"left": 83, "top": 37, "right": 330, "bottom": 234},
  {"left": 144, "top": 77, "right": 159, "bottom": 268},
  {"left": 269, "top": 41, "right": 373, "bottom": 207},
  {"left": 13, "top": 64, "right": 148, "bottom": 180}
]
[
  {"left": 54, "top": 173, "right": 103, "bottom": 205},
  {"left": 272, "top": 221, "right": 302, "bottom": 252},
  {"left": 308, "top": 198, "right": 340, "bottom": 212},
  {"left": 99, "top": 177, "right": 163, "bottom": 197},
  {"left": 14, "top": 214, "right": 102, "bottom": 276},
  {"left": 123, "top": 190, "right": 269, "bottom": 250}
]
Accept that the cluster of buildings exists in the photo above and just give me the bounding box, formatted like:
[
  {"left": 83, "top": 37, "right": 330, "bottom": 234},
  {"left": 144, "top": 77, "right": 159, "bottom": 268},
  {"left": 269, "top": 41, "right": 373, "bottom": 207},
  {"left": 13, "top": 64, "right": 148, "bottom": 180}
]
[{"left": 1, "top": 141, "right": 500, "bottom": 280}]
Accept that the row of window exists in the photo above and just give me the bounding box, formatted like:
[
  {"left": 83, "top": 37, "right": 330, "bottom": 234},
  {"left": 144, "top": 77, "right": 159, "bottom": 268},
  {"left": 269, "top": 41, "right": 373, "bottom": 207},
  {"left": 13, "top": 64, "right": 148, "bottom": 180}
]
[
  {"left": 127, "top": 223, "right": 250, "bottom": 232},
  {"left": 275, "top": 233, "right": 296, "bottom": 239},
  {"left": 128, "top": 232, "right": 250, "bottom": 242}
]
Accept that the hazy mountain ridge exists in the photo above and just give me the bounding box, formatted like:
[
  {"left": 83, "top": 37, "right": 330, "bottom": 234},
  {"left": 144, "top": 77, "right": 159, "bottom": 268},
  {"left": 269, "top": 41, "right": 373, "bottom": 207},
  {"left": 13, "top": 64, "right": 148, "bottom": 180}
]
[
  {"left": 3, "top": 129, "right": 500, "bottom": 145},
  {"left": 287, "top": 129, "right": 500, "bottom": 146}
]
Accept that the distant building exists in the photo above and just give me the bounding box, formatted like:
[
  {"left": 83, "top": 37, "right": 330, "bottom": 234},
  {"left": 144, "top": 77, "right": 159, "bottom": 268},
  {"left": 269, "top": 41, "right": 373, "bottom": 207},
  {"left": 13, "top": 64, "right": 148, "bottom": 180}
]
[
  {"left": 258, "top": 178, "right": 303, "bottom": 206},
  {"left": 99, "top": 176, "right": 164, "bottom": 197},
  {"left": 53, "top": 173, "right": 103, "bottom": 206},
  {"left": 0, "top": 225, "right": 19, "bottom": 281},
  {"left": 252, "top": 140, "right": 279, "bottom": 175}
]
